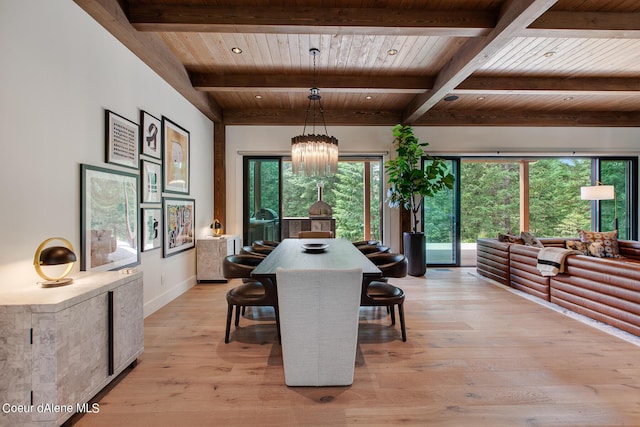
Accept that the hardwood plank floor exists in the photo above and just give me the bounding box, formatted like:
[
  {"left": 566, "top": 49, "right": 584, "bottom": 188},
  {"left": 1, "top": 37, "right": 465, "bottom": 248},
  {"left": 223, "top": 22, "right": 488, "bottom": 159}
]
[{"left": 74, "top": 268, "right": 640, "bottom": 427}]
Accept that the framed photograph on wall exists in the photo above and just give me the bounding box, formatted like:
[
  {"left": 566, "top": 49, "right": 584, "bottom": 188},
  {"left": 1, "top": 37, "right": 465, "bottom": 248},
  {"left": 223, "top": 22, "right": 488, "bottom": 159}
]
[
  {"left": 162, "top": 117, "right": 190, "bottom": 194},
  {"left": 80, "top": 164, "right": 140, "bottom": 271},
  {"left": 142, "top": 207, "right": 162, "bottom": 252},
  {"left": 105, "top": 110, "right": 139, "bottom": 169},
  {"left": 163, "top": 197, "right": 195, "bottom": 257},
  {"left": 141, "top": 159, "right": 162, "bottom": 203},
  {"left": 140, "top": 110, "right": 161, "bottom": 160}
]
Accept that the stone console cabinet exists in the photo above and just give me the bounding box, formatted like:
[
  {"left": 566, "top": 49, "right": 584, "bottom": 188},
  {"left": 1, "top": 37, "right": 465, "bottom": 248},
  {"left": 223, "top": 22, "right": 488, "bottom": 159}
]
[{"left": 0, "top": 271, "right": 143, "bottom": 427}]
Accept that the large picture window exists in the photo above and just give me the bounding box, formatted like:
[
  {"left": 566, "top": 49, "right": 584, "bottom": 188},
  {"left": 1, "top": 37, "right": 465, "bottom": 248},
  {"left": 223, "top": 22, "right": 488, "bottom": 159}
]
[{"left": 243, "top": 156, "right": 383, "bottom": 244}]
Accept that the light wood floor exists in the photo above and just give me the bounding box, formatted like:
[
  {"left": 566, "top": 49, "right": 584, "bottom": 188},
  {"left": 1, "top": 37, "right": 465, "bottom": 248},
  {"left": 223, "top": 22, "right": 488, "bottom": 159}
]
[{"left": 75, "top": 268, "right": 640, "bottom": 427}]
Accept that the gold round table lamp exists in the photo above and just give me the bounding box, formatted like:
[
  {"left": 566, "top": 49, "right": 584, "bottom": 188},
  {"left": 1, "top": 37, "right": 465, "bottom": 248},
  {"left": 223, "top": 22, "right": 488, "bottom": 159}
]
[{"left": 33, "top": 237, "right": 77, "bottom": 287}]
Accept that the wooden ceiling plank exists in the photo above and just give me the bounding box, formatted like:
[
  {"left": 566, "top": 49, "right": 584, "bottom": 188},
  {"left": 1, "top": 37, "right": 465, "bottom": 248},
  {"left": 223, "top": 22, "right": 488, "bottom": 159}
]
[
  {"left": 127, "top": 5, "right": 495, "bottom": 37},
  {"left": 74, "top": 0, "right": 223, "bottom": 122},
  {"left": 402, "top": 0, "right": 560, "bottom": 124},
  {"left": 527, "top": 11, "right": 640, "bottom": 38}
]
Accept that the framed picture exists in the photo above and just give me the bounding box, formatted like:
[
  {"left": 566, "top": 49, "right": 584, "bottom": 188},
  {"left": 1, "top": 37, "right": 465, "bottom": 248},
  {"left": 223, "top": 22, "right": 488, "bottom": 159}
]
[
  {"left": 141, "top": 159, "right": 162, "bottom": 203},
  {"left": 163, "top": 198, "right": 195, "bottom": 257},
  {"left": 81, "top": 164, "right": 140, "bottom": 271},
  {"left": 162, "top": 117, "right": 190, "bottom": 194},
  {"left": 142, "top": 208, "right": 162, "bottom": 252},
  {"left": 140, "top": 110, "right": 161, "bottom": 159},
  {"left": 105, "top": 110, "right": 139, "bottom": 169}
]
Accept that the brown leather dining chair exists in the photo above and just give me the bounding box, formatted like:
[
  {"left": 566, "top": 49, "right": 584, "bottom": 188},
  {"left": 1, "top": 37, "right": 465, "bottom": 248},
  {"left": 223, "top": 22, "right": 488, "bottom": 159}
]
[
  {"left": 222, "top": 254, "right": 280, "bottom": 343},
  {"left": 361, "top": 252, "right": 408, "bottom": 342},
  {"left": 298, "top": 231, "right": 333, "bottom": 238}
]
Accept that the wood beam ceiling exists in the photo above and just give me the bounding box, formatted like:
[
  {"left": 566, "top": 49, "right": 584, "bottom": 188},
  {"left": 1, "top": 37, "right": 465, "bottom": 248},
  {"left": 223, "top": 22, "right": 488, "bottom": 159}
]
[
  {"left": 127, "top": 6, "right": 495, "bottom": 36},
  {"left": 76, "top": 1, "right": 640, "bottom": 126},
  {"left": 402, "top": 0, "right": 560, "bottom": 123}
]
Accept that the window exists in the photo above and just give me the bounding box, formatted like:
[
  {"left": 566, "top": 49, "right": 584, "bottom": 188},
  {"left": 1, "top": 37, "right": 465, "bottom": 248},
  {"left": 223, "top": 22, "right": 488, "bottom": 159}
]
[{"left": 243, "top": 156, "right": 383, "bottom": 243}]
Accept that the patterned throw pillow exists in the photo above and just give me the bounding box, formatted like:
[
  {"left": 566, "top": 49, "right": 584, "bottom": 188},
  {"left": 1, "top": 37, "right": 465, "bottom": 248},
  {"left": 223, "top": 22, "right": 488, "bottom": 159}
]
[
  {"left": 586, "top": 241, "right": 606, "bottom": 258},
  {"left": 520, "top": 231, "right": 544, "bottom": 248},
  {"left": 566, "top": 240, "right": 590, "bottom": 255},
  {"left": 498, "top": 233, "right": 524, "bottom": 244},
  {"left": 578, "top": 230, "right": 620, "bottom": 258}
]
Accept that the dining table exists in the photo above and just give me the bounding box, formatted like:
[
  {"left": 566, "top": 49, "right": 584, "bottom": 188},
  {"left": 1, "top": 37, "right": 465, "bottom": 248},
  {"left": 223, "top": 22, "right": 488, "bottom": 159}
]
[
  {"left": 251, "top": 238, "right": 382, "bottom": 386},
  {"left": 251, "top": 237, "right": 382, "bottom": 285}
]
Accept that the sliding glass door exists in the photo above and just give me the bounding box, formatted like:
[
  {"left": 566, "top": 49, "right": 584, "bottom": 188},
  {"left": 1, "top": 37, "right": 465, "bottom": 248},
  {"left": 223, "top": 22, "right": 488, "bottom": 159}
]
[
  {"left": 596, "top": 158, "right": 637, "bottom": 240},
  {"left": 243, "top": 156, "right": 383, "bottom": 244},
  {"left": 423, "top": 158, "right": 460, "bottom": 266},
  {"left": 243, "top": 157, "right": 281, "bottom": 244}
]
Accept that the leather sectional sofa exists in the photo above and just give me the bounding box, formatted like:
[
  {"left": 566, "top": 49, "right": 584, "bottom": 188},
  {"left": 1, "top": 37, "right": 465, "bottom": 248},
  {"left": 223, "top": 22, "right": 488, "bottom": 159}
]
[{"left": 477, "top": 237, "right": 640, "bottom": 336}]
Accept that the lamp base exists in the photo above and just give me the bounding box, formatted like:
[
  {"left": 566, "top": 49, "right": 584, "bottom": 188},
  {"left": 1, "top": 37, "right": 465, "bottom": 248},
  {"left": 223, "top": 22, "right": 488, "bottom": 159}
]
[{"left": 39, "top": 278, "right": 74, "bottom": 288}]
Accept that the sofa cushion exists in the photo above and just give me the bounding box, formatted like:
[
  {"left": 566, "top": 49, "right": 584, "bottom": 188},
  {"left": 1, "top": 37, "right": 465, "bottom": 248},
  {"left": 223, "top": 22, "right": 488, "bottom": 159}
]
[
  {"left": 566, "top": 240, "right": 590, "bottom": 255},
  {"left": 587, "top": 241, "right": 606, "bottom": 258},
  {"left": 578, "top": 229, "right": 620, "bottom": 258}
]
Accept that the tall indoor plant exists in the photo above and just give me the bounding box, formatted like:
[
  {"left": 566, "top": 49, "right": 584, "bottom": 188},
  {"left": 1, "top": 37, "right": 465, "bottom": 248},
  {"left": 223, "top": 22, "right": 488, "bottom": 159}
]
[{"left": 385, "top": 124, "right": 454, "bottom": 276}]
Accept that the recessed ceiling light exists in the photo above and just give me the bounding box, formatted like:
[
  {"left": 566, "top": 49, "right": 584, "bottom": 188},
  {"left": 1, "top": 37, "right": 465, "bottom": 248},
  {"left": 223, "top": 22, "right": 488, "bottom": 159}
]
[
  {"left": 563, "top": 96, "right": 574, "bottom": 101},
  {"left": 543, "top": 51, "right": 555, "bottom": 57},
  {"left": 477, "top": 96, "right": 486, "bottom": 101},
  {"left": 365, "top": 95, "right": 372, "bottom": 100},
  {"left": 255, "top": 95, "right": 262, "bottom": 99},
  {"left": 387, "top": 49, "right": 398, "bottom": 56},
  {"left": 444, "top": 95, "right": 459, "bottom": 102},
  {"left": 231, "top": 47, "right": 242, "bottom": 54}
]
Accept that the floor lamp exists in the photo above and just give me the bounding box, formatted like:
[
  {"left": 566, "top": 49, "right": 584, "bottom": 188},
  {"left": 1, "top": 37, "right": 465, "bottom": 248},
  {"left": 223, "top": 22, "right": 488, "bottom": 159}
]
[{"left": 580, "top": 182, "right": 618, "bottom": 231}]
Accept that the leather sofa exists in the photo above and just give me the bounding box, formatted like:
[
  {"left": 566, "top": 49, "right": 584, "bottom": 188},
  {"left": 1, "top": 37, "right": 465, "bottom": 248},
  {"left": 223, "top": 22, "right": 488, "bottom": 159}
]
[{"left": 477, "top": 237, "right": 640, "bottom": 336}]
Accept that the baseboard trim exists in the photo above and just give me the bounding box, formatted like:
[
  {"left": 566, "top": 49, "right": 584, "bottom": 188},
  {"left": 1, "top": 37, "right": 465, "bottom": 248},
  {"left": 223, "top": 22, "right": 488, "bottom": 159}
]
[{"left": 143, "top": 276, "right": 196, "bottom": 318}]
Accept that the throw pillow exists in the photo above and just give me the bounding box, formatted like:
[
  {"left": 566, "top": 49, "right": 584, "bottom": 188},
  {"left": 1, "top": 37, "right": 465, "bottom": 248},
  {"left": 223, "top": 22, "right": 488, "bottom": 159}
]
[
  {"left": 498, "top": 233, "right": 524, "bottom": 244},
  {"left": 587, "top": 241, "right": 605, "bottom": 258},
  {"left": 578, "top": 229, "right": 620, "bottom": 258},
  {"left": 520, "top": 231, "right": 544, "bottom": 248},
  {"left": 565, "top": 240, "right": 590, "bottom": 255}
]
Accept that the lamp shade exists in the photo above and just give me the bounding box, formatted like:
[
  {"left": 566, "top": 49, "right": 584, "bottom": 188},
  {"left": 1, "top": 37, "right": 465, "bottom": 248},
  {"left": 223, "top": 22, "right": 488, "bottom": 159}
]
[
  {"left": 33, "top": 237, "right": 76, "bottom": 286},
  {"left": 580, "top": 185, "right": 615, "bottom": 200},
  {"left": 39, "top": 246, "right": 77, "bottom": 265}
]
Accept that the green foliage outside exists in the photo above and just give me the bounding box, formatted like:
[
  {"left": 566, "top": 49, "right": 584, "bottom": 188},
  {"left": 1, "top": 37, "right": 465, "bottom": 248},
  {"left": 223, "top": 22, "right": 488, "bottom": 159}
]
[
  {"left": 250, "top": 157, "right": 631, "bottom": 244},
  {"left": 282, "top": 161, "right": 381, "bottom": 241}
]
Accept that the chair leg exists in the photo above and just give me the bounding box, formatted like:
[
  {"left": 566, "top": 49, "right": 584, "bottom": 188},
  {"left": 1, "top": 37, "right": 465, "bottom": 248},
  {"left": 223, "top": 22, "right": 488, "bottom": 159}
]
[
  {"left": 225, "top": 303, "right": 233, "bottom": 343},
  {"left": 398, "top": 303, "right": 406, "bottom": 342},
  {"left": 235, "top": 304, "right": 242, "bottom": 326},
  {"left": 389, "top": 305, "right": 396, "bottom": 325}
]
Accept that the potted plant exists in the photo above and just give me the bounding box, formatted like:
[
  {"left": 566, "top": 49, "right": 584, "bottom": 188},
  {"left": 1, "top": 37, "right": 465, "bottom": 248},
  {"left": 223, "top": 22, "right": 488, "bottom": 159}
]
[{"left": 385, "top": 124, "right": 454, "bottom": 276}]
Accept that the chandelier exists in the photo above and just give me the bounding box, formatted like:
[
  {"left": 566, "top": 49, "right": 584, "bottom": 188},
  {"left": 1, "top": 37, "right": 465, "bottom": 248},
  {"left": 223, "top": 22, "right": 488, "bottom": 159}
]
[{"left": 291, "top": 48, "right": 338, "bottom": 178}]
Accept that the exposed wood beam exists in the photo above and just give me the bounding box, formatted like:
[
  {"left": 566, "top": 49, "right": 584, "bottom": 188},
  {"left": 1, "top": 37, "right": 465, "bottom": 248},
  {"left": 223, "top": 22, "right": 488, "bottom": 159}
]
[
  {"left": 402, "top": 0, "right": 559, "bottom": 124},
  {"left": 456, "top": 76, "right": 640, "bottom": 96},
  {"left": 414, "top": 110, "right": 640, "bottom": 127},
  {"left": 74, "top": 0, "right": 223, "bottom": 123},
  {"left": 193, "top": 72, "right": 640, "bottom": 96},
  {"left": 225, "top": 108, "right": 640, "bottom": 127},
  {"left": 224, "top": 109, "right": 403, "bottom": 126},
  {"left": 191, "top": 73, "right": 433, "bottom": 94},
  {"left": 128, "top": 5, "right": 495, "bottom": 36},
  {"left": 526, "top": 11, "right": 640, "bottom": 38}
]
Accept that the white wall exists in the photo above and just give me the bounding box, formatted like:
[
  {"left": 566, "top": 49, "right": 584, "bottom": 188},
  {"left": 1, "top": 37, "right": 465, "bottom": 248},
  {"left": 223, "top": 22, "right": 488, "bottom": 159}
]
[
  {"left": 0, "top": 1, "right": 214, "bottom": 316},
  {"left": 227, "top": 125, "right": 640, "bottom": 251}
]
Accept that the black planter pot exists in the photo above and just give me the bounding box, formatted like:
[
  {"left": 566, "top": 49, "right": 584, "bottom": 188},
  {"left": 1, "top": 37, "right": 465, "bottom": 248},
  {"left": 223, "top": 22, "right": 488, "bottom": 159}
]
[{"left": 403, "top": 232, "right": 426, "bottom": 277}]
